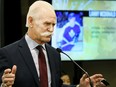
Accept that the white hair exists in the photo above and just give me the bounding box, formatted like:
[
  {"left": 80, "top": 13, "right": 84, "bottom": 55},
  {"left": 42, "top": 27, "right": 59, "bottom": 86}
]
[{"left": 25, "top": 0, "right": 54, "bottom": 27}]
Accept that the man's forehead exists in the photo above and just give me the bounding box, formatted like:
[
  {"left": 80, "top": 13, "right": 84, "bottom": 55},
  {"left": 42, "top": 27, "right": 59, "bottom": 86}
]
[{"left": 43, "top": 17, "right": 56, "bottom": 23}]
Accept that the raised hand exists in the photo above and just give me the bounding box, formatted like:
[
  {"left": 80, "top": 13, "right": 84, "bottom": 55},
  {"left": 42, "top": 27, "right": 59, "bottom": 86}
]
[
  {"left": 79, "top": 73, "right": 108, "bottom": 87},
  {"left": 2, "top": 65, "right": 17, "bottom": 87}
]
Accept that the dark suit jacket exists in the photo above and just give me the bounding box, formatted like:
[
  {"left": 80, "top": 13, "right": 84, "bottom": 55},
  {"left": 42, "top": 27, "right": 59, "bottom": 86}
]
[{"left": 0, "top": 36, "right": 63, "bottom": 87}]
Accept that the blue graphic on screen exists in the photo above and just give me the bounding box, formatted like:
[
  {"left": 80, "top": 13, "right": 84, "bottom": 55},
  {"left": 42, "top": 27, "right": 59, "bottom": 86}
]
[{"left": 52, "top": 11, "right": 83, "bottom": 51}]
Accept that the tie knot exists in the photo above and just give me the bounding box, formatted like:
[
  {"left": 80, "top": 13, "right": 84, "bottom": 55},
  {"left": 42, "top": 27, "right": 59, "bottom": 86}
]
[{"left": 36, "top": 45, "right": 43, "bottom": 50}]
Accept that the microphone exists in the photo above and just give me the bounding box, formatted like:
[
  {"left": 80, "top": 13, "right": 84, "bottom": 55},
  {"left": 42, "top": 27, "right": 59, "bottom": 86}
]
[
  {"left": 56, "top": 48, "right": 88, "bottom": 74},
  {"left": 56, "top": 48, "right": 93, "bottom": 87},
  {"left": 56, "top": 48, "right": 109, "bottom": 86}
]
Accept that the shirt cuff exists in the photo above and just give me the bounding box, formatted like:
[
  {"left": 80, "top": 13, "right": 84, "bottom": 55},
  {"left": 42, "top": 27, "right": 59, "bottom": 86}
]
[{"left": 76, "top": 84, "right": 80, "bottom": 87}]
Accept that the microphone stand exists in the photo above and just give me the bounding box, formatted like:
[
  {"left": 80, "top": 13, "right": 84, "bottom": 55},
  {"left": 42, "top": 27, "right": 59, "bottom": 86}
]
[
  {"left": 61, "top": 50, "right": 93, "bottom": 87},
  {"left": 56, "top": 48, "right": 110, "bottom": 87}
]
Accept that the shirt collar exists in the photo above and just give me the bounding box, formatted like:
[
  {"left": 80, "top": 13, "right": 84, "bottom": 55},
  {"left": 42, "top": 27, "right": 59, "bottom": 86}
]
[{"left": 25, "top": 34, "right": 46, "bottom": 50}]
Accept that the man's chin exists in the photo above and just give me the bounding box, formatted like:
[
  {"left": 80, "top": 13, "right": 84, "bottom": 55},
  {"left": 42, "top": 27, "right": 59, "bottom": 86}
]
[{"left": 43, "top": 38, "right": 51, "bottom": 43}]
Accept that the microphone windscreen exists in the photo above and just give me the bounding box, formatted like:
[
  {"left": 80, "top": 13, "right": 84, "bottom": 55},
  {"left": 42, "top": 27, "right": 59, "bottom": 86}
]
[{"left": 56, "top": 48, "right": 62, "bottom": 53}]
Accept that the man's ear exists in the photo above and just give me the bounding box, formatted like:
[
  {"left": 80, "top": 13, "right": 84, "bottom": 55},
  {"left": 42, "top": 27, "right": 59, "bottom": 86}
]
[{"left": 28, "top": 16, "right": 33, "bottom": 28}]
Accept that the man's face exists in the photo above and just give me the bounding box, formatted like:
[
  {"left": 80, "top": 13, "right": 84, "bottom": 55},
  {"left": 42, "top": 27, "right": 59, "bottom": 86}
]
[
  {"left": 29, "top": 11, "right": 56, "bottom": 44},
  {"left": 61, "top": 75, "right": 71, "bottom": 85}
]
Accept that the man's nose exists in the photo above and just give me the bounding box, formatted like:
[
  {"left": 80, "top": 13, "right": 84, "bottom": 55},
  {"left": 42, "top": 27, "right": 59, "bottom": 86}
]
[{"left": 48, "top": 25, "right": 54, "bottom": 32}]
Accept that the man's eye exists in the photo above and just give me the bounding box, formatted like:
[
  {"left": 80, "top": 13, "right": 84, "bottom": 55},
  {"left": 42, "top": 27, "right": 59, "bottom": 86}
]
[
  {"left": 45, "top": 23, "right": 50, "bottom": 25},
  {"left": 53, "top": 24, "right": 55, "bottom": 27}
]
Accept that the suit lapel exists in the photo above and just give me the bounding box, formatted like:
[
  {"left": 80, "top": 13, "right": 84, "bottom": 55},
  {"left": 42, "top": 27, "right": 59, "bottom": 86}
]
[
  {"left": 45, "top": 44, "right": 58, "bottom": 87},
  {"left": 18, "top": 37, "right": 39, "bottom": 86}
]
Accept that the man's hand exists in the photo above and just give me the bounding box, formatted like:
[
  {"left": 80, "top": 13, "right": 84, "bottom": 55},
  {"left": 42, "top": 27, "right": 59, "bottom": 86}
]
[
  {"left": 79, "top": 73, "right": 108, "bottom": 87},
  {"left": 90, "top": 74, "right": 106, "bottom": 87},
  {"left": 2, "top": 65, "right": 17, "bottom": 87}
]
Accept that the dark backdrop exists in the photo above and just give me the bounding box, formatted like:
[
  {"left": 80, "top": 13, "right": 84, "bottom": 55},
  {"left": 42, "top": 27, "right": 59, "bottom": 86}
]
[{"left": 3, "top": 0, "right": 22, "bottom": 46}]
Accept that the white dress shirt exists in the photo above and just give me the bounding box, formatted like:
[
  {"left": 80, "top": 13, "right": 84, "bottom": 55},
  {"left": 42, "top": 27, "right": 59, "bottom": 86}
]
[{"left": 25, "top": 34, "right": 51, "bottom": 87}]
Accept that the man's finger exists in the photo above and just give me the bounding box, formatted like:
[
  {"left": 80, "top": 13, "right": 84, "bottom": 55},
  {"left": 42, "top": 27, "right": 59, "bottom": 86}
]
[
  {"left": 11, "top": 65, "right": 17, "bottom": 74},
  {"left": 80, "top": 73, "right": 88, "bottom": 81},
  {"left": 90, "top": 74, "right": 103, "bottom": 79},
  {"left": 4, "top": 69, "right": 11, "bottom": 75}
]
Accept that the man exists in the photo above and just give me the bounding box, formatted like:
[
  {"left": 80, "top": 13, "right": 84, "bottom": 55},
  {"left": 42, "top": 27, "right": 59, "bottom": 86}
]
[
  {"left": 61, "top": 72, "right": 71, "bottom": 85},
  {"left": 58, "top": 12, "right": 81, "bottom": 51},
  {"left": 0, "top": 1, "right": 107, "bottom": 87}
]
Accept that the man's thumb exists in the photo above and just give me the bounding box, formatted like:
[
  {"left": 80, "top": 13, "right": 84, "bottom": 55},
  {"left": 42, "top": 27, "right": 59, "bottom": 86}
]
[
  {"left": 80, "top": 73, "right": 88, "bottom": 81},
  {"left": 11, "top": 65, "right": 17, "bottom": 74}
]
